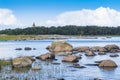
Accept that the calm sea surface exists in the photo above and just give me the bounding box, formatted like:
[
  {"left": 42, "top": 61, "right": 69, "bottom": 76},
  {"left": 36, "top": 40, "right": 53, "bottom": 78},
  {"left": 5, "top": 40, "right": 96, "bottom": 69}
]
[{"left": 0, "top": 36, "right": 120, "bottom": 80}]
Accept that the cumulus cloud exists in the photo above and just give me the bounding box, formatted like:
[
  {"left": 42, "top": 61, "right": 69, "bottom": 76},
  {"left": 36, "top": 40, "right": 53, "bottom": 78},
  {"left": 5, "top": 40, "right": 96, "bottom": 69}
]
[
  {"left": 0, "top": 8, "right": 21, "bottom": 26},
  {"left": 46, "top": 7, "right": 120, "bottom": 27}
]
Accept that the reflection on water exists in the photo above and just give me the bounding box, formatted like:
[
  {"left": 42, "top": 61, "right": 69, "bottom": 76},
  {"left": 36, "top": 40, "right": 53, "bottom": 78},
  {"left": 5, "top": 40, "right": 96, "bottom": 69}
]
[{"left": 0, "top": 36, "right": 120, "bottom": 80}]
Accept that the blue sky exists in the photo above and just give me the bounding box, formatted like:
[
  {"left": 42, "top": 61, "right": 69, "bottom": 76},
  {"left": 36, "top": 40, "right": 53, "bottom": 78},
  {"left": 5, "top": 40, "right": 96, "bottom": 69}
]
[{"left": 0, "top": 0, "right": 120, "bottom": 28}]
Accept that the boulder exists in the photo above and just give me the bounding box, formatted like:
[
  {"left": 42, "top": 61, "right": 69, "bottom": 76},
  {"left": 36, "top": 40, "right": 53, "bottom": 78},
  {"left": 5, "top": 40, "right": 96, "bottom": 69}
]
[
  {"left": 98, "top": 52, "right": 106, "bottom": 55},
  {"left": 72, "top": 46, "right": 89, "bottom": 52},
  {"left": 12, "top": 56, "right": 33, "bottom": 68},
  {"left": 36, "top": 52, "right": 55, "bottom": 61},
  {"left": 110, "top": 54, "right": 119, "bottom": 57},
  {"left": 99, "top": 60, "right": 117, "bottom": 67},
  {"left": 91, "top": 46, "right": 101, "bottom": 52},
  {"left": 47, "top": 41, "right": 73, "bottom": 55},
  {"left": 62, "top": 55, "right": 79, "bottom": 62},
  {"left": 24, "top": 47, "right": 32, "bottom": 50},
  {"left": 85, "top": 50, "right": 95, "bottom": 56},
  {"left": 98, "top": 47, "right": 107, "bottom": 52},
  {"left": 104, "top": 44, "right": 119, "bottom": 52}
]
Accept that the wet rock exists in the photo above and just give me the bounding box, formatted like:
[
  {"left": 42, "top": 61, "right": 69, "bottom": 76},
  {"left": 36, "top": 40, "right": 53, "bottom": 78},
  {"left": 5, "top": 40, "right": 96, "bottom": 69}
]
[
  {"left": 15, "top": 48, "right": 22, "bottom": 50},
  {"left": 73, "top": 63, "right": 86, "bottom": 68},
  {"left": 85, "top": 50, "right": 95, "bottom": 56},
  {"left": 85, "top": 64, "right": 98, "bottom": 66},
  {"left": 94, "top": 78, "right": 102, "bottom": 80},
  {"left": 98, "top": 47, "right": 107, "bottom": 52},
  {"left": 33, "top": 48, "right": 36, "bottom": 50},
  {"left": 52, "top": 62, "right": 60, "bottom": 65},
  {"left": 36, "top": 52, "right": 55, "bottom": 61},
  {"left": 47, "top": 41, "right": 73, "bottom": 55},
  {"left": 99, "top": 60, "right": 117, "bottom": 67},
  {"left": 24, "top": 47, "right": 32, "bottom": 50},
  {"left": 72, "top": 46, "right": 89, "bottom": 52},
  {"left": 12, "top": 57, "right": 33, "bottom": 68},
  {"left": 110, "top": 54, "right": 119, "bottom": 57},
  {"left": 94, "top": 61, "right": 102, "bottom": 63},
  {"left": 117, "top": 49, "right": 120, "bottom": 52},
  {"left": 98, "top": 52, "right": 106, "bottom": 55},
  {"left": 62, "top": 55, "right": 79, "bottom": 62},
  {"left": 104, "top": 44, "right": 119, "bottom": 52},
  {"left": 91, "top": 46, "right": 101, "bottom": 52}
]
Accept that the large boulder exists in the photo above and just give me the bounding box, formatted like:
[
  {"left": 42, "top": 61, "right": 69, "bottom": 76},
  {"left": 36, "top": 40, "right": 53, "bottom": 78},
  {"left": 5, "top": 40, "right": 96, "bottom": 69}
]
[
  {"left": 12, "top": 56, "right": 33, "bottom": 68},
  {"left": 62, "top": 55, "right": 79, "bottom": 62},
  {"left": 47, "top": 41, "right": 73, "bottom": 55},
  {"left": 72, "top": 46, "right": 89, "bottom": 52},
  {"left": 85, "top": 50, "right": 96, "bottom": 56},
  {"left": 36, "top": 52, "right": 55, "bottom": 60},
  {"left": 104, "top": 44, "right": 119, "bottom": 52},
  {"left": 99, "top": 60, "right": 117, "bottom": 67}
]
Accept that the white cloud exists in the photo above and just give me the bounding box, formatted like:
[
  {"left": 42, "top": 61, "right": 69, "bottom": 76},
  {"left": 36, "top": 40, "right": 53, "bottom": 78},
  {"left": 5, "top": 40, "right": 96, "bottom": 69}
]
[
  {"left": 0, "top": 8, "right": 21, "bottom": 26},
  {"left": 46, "top": 7, "right": 120, "bottom": 27}
]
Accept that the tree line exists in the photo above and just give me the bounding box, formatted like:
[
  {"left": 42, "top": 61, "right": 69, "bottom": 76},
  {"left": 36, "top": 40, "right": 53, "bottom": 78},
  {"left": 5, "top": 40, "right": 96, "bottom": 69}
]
[{"left": 0, "top": 25, "right": 120, "bottom": 35}]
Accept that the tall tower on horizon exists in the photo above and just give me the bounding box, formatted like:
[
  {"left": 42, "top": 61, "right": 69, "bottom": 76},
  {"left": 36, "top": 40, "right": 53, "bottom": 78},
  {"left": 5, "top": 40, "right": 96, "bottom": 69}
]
[{"left": 32, "top": 22, "right": 36, "bottom": 27}]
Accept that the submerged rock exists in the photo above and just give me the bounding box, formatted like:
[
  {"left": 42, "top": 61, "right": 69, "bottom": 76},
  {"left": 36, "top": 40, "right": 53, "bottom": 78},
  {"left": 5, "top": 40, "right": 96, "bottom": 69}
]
[
  {"left": 24, "top": 47, "right": 32, "bottom": 50},
  {"left": 12, "top": 56, "right": 33, "bottom": 68},
  {"left": 15, "top": 48, "right": 22, "bottom": 50},
  {"left": 110, "top": 54, "right": 119, "bottom": 57},
  {"left": 99, "top": 60, "right": 117, "bottom": 67},
  {"left": 73, "top": 63, "right": 86, "bottom": 68},
  {"left": 62, "top": 55, "right": 79, "bottom": 62},
  {"left": 98, "top": 52, "right": 106, "bottom": 55},
  {"left": 36, "top": 52, "right": 55, "bottom": 61}
]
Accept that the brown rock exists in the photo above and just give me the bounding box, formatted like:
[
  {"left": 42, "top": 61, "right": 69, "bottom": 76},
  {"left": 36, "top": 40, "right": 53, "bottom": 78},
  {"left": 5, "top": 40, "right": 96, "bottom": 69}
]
[
  {"left": 98, "top": 52, "right": 106, "bottom": 55},
  {"left": 72, "top": 46, "right": 89, "bottom": 52},
  {"left": 99, "top": 60, "right": 117, "bottom": 67},
  {"left": 98, "top": 47, "right": 107, "bottom": 52},
  {"left": 110, "top": 54, "right": 119, "bottom": 57},
  {"left": 47, "top": 41, "right": 73, "bottom": 55},
  {"left": 104, "top": 44, "right": 119, "bottom": 52},
  {"left": 36, "top": 52, "right": 55, "bottom": 60},
  {"left": 62, "top": 55, "right": 79, "bottom": 62},
  {"left": 91, "top": 46, "right": 101, "bottom": 52},
  {"left": 85, "top": 50, "right": 95, "bottom": 56}
]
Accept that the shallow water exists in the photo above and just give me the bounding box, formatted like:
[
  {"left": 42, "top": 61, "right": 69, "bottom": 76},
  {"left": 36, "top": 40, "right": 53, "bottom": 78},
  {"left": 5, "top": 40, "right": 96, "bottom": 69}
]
[{"left": 0, "top": 36, "right": 120, "bottom": 80}]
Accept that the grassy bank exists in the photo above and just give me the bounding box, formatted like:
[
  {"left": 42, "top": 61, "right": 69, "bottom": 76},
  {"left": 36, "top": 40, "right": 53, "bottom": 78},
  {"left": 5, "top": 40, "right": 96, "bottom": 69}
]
[{"left": 0, "top": 35, "right": 36, "bottom": 40}]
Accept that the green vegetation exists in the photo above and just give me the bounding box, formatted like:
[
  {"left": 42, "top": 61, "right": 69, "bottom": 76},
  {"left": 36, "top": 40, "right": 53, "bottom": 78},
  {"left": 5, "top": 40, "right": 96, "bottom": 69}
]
[
  {"left": 0, "top": 60, "right": 12, "bottom": 69},
  {"left": 0, "top": 26, "right": 120, "bottom": 35},
  {"left": 0, "top": 35, "right": 36, "bottom": 40}
]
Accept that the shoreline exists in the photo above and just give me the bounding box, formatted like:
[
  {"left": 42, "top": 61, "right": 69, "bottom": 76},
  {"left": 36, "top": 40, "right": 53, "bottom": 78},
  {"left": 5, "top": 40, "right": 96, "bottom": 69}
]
[{"left": 0, "top": 34, "right": 115, "bottom": 41}]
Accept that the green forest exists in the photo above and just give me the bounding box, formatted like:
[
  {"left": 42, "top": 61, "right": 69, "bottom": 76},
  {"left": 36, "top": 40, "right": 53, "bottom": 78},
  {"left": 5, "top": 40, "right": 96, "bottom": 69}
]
[{"left": 0, "top": 25, "right": 120, "bottom": 35}]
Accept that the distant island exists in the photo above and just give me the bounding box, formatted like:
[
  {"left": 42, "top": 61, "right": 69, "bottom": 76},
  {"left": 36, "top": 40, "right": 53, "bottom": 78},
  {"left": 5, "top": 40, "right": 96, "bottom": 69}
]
[{"left": 0, "top": 25, "right": 120, "bottom": 35}]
